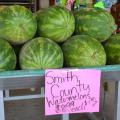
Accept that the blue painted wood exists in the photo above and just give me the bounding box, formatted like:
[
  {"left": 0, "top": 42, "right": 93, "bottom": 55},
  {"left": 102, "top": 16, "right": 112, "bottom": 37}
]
[{"left": 0, "top": 65, "right": 120, "bottom": 78}]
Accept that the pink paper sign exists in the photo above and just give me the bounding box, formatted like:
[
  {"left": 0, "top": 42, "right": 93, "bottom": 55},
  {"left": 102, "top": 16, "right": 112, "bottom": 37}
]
[{"left": 45, "top": 69, "right": 101, "bottom": 115}]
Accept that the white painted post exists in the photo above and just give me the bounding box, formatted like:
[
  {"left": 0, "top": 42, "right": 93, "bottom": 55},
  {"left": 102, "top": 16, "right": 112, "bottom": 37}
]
[
  {"left": 0, "top": 90, "right": 5, "bottom": 120},
  {"left": 61, "top": 114, "right": 69, "bottom": 120}
]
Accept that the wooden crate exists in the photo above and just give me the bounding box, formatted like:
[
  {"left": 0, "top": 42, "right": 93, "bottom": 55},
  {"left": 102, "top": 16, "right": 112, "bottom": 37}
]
[{"left": 0, "top": 0, "right": 40, "bottom": 12}]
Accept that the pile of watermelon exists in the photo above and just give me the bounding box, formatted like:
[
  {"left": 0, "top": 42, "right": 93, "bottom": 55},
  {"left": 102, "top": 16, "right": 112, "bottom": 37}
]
[{"left": 0, "top": 4, "right": 119, "bottom": 71}]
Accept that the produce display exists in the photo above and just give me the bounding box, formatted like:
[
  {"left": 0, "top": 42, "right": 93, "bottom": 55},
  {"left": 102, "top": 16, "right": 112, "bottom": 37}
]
[
  {"left": 0, "top": 5, "right": 37, "bottom": 45},
  {"left": 62, "top": 35, "right": 106, "bottom": 67},
  {"left": 19, "top": 37, "right": 63, "bottom": 69},
  {"left": 0, "top": 4, "right": 118, "bottom": 71},
  {"left": 0, "top": 39, "right": 16, "bottom": 71},
  {"left": 74, "top": 8, "right": 115, "bottom": 42},
  {"left": 104, "top": 34, "right": 120, "bottom": 64},
  {"left": 36, "top": 6, "right": 75, "bottom": 43}
]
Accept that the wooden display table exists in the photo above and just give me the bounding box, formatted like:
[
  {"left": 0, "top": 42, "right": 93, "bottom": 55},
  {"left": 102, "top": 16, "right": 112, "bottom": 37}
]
[{"left": 0, "top": 66, "right": 120, "bottom": 120}]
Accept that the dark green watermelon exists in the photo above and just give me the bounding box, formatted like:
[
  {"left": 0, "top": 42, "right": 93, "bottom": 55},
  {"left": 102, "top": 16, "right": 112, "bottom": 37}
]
[
  {"left": 0, "top": 5, "right": 37, "bottom": 44},
  {"left": 36, "top": 6, "right": 75, "bottom": 43},
  {"left": 0, "top": 39, "right": 16, "bottom": 71},
  {"left": 104, "top": 34, "right": 120, "bottom": 64},
  {"left": 19, "top": 37, "right": 63, "bottom": 69},
  {"left": 62, "top": 35, "right": 106, "bottom": 67},
  {"left": 74, "top": 8, "right": 115, "bottom": 42}
]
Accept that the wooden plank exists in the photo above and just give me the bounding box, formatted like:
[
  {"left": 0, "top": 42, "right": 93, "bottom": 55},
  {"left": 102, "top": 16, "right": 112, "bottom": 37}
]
[
  {"left": 0, "top": 76, "right": 44, "bottom": 90},
  {"left": 0, "top": 65, "right": 120, "bottom": 90}
]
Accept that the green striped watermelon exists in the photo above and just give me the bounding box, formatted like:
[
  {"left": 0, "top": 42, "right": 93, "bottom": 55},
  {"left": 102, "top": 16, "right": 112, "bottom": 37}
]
[
  {"left": 0, "top": 5, "right": 37, "bottom": 44},
  {"left": 0, "top": 39, "right": 16, "bottom": 71},
  {"left": 62, "top": 35, "right": 106, "bottom": 67},
  {"left": 104, "top": 34, "right": 120, "bottom": 64},
  {"left": 36, "top": 6, "right": 75, "bottom": 43},
  {"left": 19, "top": 37, "right": 63, "bottom": 69},
  {"left": 74, "top": 8, "right": 115, "bottom": 42}
]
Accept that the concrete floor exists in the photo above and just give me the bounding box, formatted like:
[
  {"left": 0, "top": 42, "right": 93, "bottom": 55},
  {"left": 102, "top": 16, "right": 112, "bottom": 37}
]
[{"left": 4, "top": 82, "right": 115, "bottom": 120}]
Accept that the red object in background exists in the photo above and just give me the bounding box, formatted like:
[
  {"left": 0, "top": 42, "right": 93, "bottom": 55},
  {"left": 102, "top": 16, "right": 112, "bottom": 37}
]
[
  {"left": 111, "top": 2, "right": 120, "bottom": 33},
  {"left": 67, "top": 0, "right": 74, "bottom": 7},
  {"left": 67, "top": 0, "right": 74, "bottom": 5},
  {"left": 49, "top": 0, "right": 55, "bottom": 6}
]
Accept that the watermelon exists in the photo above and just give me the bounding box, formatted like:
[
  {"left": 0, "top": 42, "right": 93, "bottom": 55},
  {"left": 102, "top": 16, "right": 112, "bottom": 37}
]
[
  {"left": 74, "top": 8, "right": 115, "bottom": 42},
  {"left": 62, "top": 35, "right": 106, "bottom": 67},
  {"left": 104, "top": 34, "right": 120, "bottom": 64},
  {"left": 19, "top": 37, "right": 63, "bottom": 69},
  {"left": 0, "top": 5, "right": 37, "bottom": 45},
  {"left": 36, "top": 6, "right": 75, "bottom": 43},
  {"left": 0, "top": 39, "right": 16, "bottom": 71}
]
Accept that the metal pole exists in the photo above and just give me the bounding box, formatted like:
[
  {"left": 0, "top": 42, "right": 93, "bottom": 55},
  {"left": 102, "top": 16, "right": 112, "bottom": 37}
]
[{"left": 0, "top": 90, "right": 5, "bottom": 120}]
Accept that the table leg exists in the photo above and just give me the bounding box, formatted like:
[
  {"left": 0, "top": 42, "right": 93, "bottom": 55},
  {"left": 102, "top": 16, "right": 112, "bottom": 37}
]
[
  {"left": 61, "top": 114, "right": 69, "bottom": 120},
  {"left": 87, "top": 113, "right": 98, "bottom": 120},
  {"left": 0, "top": 90, "right": 5, "bottom": 120},
  {"left": 114, "top": 81, "right": 120, "bottom": 120},
  {"left": 5, "top": 90, "right": 10, "bottom": 97}
]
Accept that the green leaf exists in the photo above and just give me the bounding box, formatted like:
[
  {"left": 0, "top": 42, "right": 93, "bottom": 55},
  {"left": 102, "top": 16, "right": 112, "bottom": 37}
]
[
  {"left": 60, "top": 0, "right": 67, "bottom": 6},
  {"left": 94, "top": 1, "right": 105, "bottom": 9},
  {"left": 75, "top": 0, "right": 80, "bottom": 6}
]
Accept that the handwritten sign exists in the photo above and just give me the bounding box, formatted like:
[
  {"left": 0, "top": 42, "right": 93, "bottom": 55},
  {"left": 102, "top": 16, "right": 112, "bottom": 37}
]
[{"left": 45, "top": 69, "right": 101, "bottom": 115}]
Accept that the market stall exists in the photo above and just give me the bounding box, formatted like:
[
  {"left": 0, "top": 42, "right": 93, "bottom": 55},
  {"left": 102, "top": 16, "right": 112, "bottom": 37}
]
[
  {"left": 0, "top": 66, "right": 120, "bottom": 120},
  {"left": 0, "top": 0, "right": 120, "bottom": 120}
]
